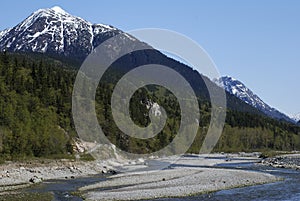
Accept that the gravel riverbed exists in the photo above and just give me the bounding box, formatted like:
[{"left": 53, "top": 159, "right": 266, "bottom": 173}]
[{"left": 81, "top": 154, "right": 281, "bottom": 201}]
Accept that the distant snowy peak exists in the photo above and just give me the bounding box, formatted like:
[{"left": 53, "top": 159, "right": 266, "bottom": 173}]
[
  {"left": 290, "top": 113, "right": 300, "bottom": 122},
  {"left": 0, "top": 6, "right": 130, "bottom": 61},
  {"left": 215, "top": 76, "right": 266, "bottom": 107},
  {"left": 215, "top": 76, "right": 294, "bottom": 123}
]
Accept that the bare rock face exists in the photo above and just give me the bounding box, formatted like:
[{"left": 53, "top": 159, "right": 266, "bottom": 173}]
[{"left": 29, "top": 175, "right": 43, "bottom": 183}]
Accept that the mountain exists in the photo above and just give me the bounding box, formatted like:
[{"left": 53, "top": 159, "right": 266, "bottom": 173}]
[
  {"left": 290, "top": 113, "right": 300, "bottom": 122},
  {"left": 0, "top": 6, "right": 265, "bottom": 116},
  {"left": 215, "top": 76, "right": 294, "bottom": 123},
  {"left": 0, "top": 6, "right": 128, "bottom": 62},
  {"left": 0, "top": 7, "right": 296, "bottom": 123}
]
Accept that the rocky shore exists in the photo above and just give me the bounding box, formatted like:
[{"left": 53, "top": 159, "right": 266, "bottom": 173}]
[
  {"left": 261, "top": 154, "right": 300, "bottom": 170},
  {"left": 0, "top": 158, "right": 117, "bottom": 193}
]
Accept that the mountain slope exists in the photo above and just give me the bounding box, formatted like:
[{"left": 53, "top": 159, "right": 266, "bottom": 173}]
[
  {"left": 215, "top": 76, "right": 294, "bottom": 123},
  {"left": 0, "top": 6, "right": 125, "bottom": 62},
  {"left": 290, "top": 113, "right": 300, "bottom": 122},
  {"left": 1, "top": 52, "right": 300, "bottom": 157}
]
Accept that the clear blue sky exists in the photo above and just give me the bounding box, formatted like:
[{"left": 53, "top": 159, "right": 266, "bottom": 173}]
[{"left": 1, "top": 0, "right": 299, "bottom": 116}]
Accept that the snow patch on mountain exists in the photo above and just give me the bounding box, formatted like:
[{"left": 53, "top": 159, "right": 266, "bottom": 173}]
[
  {"left": 290, "top": 113, "right": 300, "bottom": 122},
  {"left": 51, "top": 6, "right": 68, "bottom": 14},
  {"left": 0, "top": 28, "right": 11, "bottom": 39},
  {"left": 215, "top": 76, "right": 294, "bottom": 123}
]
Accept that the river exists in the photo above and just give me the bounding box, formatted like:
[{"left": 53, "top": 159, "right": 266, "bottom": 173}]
[
  {"left": 27, "top": 158, "right": 300, "bottom": 201},
  {"left": 27, "top": 174, "right": 107, "bottom": 201}
]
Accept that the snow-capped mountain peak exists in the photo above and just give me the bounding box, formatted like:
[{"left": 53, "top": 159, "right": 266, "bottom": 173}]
[
  {"left": 51, "top": 6, "right": 68, "bottom": 14},
  {"left": 215, "top": 76, "right": 266, "bottom": 107},
  {"left": 0, "top": 6, "right": 122, "bottom": 60},
  {"left": 290, "top": 113, "right": 300, "bottom": 122},
  {"left": 17, "top": 6, "right": 83, "bottom": 32},
  {"left": 215, "top": 76, "right": 294, "bottom": 123}
]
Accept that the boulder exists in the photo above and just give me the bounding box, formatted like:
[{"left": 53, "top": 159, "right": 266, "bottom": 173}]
[{"left": 29, "top": 176, "right": 42, "bottom": 183}]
